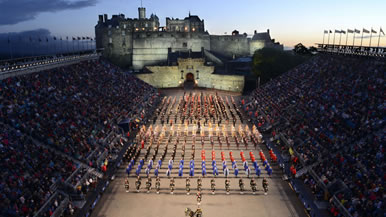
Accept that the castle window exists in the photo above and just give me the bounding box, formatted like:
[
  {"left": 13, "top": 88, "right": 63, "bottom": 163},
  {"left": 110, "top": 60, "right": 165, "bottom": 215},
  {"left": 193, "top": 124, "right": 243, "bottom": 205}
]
[
  {"left": 109, "top": 37, "right": 112, "bottom": 44},
  {"left": 123, "top": 24, "right": 126, "bottom": 29},
  {"left": 122, "top": 30, "right": 125, "bottom": 36},
  {"left": 145, "top": 23, "right": 148, "bottom": 27},
  {"left": 183, "top": 42, "right": 187, "bottom": 48},
  {"left": 116, "top": 25, "right": 119, "bottom": 29}
]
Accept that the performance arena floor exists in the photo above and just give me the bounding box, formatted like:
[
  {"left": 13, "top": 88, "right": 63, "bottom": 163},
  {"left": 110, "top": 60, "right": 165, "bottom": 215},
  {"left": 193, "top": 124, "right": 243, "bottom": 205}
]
[{"left": 91, "top": 88, "right": 308, "bottom": 217}]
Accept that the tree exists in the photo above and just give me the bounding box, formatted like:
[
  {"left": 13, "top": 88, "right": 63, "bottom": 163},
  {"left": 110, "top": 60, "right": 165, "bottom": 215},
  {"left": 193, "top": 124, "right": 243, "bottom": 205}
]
[
  {"left": 293, "top": 43, "right": 310, "bottom": 55},
  {"left": 251, "top": 47, "right": 309, "bottom": 86}
]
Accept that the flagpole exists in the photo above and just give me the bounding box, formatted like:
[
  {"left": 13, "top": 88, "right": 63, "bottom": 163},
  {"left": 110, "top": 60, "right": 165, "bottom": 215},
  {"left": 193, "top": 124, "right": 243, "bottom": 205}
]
[
  {"left": 377, "top": 27, "right": 381, "bottom": 48},
  {"left": 353, "top": 31, "right": 356, "bottom": 46},
  {"left": 360, "top": 29, "right": 364, "bottom": 46},
  {"left": 333, "top": 31, "right": 336, "bottom": 49},
  {"left": 327, "top": 31, "right": 331, "bottom": 51},
  {"left": 339, "top": 32, "right": 342, "bottom": 46},
  {"left": 369, "top": 28, "right": 373, "bottom": 47},
  {"left": 345, "top": 30, "right": 349, "bottom": 46},
  {"left": 322, "top": 32, "right": 325, "bottom": 47}
]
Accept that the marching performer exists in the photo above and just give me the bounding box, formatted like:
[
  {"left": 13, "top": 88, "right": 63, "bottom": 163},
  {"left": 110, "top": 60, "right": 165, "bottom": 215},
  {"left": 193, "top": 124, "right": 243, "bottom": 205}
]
[
  {"left": 170, "top": 177, "right": 175, "bottom": 194},
  {"left": 239, "top": 178, "right": 245, "bottom": 194},
  {"left": 155, "top": 176, "right": 161, "bottom": 194},
  {"left": 250, "top": 178, "right": 257, "bottom": 194},
  {"left": 197, "top": 177, "right": 202, "bottom": 192},
  {"left": 186, "top": 177, "right": 191, "bottom": 195},
  {"left": 262, "top": 177, "right": 269, "bottom": 195},
  {"left": 146, "top": 176, "right": 152, "bottom": 193},
  {"left": 124, "top": 177, "right": 129, "bottom": 192},
  {"left": 210, "top": 178, "right": 216, "bottom": 195},
  {"left": 225, "top": 179, "right": 230, "bottom": 195},
  {"left": 135, "top": 176, "right": 141, "bottom": 192}
]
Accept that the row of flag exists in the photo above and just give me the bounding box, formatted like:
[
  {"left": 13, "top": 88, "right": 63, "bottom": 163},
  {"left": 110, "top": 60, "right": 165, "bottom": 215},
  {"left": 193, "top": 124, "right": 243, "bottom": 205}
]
[
  {"left": 7, "top": 36, "right": 96, "bottom": 43},
  {"left": 324, "top": 28, "right": 385, "bottom": 35}
]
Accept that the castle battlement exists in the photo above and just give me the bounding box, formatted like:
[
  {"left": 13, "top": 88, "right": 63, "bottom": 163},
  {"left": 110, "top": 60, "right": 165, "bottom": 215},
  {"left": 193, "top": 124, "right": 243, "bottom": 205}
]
[{"left": 95, "top": 7, "right": 283, "bottom": 69}]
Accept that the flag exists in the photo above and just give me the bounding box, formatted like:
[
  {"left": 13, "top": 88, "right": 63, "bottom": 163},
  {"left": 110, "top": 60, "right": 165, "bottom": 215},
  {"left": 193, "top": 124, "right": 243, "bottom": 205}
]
[
  {"left": 77, "top": 37, "right": 81, "bottom": 40},
  {"left": 53, "top": 36, "right": 57, "bottom": 40},
  {"left": 324, "top": 30, "right": 328, "bottom": 34},
  {"left": 347, "top": 29, "right": 354, "bottom": 33},
  {"left": 354, "top": 29, "right": 360, "bottom": 34},
  {"left": 341, "top": 30, "right": 346, "bottom": 34},
  {"left": 66, "top": 36, "right": 68, "bottom": 40},
  {"left": 46, "top": 37, "right": 49, "bottom": 42},
  {"left": 72, "top": 37, "right": 76, "bottom": 40},
  {"left": 381, "top": 28, "right": 385, "bottom": 35},
  {"left": 371, "top": 28, "right": 377, "bottom": 34},
  {"left": 335, "top": 30, "right": 341, "bottom": 33},
  {"left": 86, "top": 36, "right": 90, "bottom": 39},
  {"left": 363, "top": 28, "right": 370, "bottom": 33},
  {"left": 82, "top": 37, "right": 85, "bottom": 40},
  {"left": 329, "top": 30, "right": 332, "bottom": 33}
]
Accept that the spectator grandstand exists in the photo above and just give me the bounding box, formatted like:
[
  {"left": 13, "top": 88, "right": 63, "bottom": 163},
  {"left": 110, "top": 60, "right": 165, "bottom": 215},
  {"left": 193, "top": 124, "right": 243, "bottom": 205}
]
[
  {"left": 0, "top": 59, "right": 159, "bottom": 216},
  {"left": 242, "top": 55, "right": 384, "bottom": 217}
]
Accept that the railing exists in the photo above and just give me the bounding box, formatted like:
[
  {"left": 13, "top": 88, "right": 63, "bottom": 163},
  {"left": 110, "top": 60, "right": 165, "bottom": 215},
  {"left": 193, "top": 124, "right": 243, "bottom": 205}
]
[
  {"left": 0, "top": 53, "right": 100, "bottom": 80},
  {"left": 316, "top": 44, "right": 386, "bottom": 58},
  {"left": 33, "top": 192, "right": 69, "bottom": 217},
  {"left": 332, "top": 195, "right": 353, "bottom": 217}
]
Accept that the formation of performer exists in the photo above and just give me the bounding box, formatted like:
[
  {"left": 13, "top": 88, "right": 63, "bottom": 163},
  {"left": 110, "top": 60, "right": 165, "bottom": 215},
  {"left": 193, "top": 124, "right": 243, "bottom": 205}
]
[{"left": 122, "top": 92, "right": 277, "bottom": 198}]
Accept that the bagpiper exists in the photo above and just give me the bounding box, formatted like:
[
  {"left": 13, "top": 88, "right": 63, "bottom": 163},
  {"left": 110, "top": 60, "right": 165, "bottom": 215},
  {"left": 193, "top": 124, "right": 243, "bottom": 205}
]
[
  {"left": 250, "top": 178, "right": 257, "bottom": 194},
  {"left": 155, "top": 176, "right": 161, "bottom": 194},
  {"left": 196, "top": 191, "right": 202, "bottom": 206},
  {"left": 262, "top": 177, "right": 269, "bottom": 195},
  {"left": 197, "top": 177, "right": 202, "bottom": 192},
  {"left": 170, "top": 177, "right": 175, "bottom": 194},
  {"left": 210, "top": 178, "right": 216, "bottom": 195},
  {"left": 239, "top": 178, "right": 245, "bottom": 194},
  {"left": 225, "top": 179, "right": 230, "bottom": 195},
  {"left": 146, "top": 176, "right": 152, "bottom": 193},
  {"left": 135, "top": 176, "right": 141, "bottom": 192},
  {"left": 186, "top": 177, "right": 191, "bottom": 195},
  {"left": 124, "top": 177, "right": 129, "bottom": 192}
]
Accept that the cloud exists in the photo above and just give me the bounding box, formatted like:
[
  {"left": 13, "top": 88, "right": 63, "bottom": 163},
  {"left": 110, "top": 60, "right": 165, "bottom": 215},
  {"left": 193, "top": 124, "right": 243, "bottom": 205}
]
[
  {"left": 0, "top": 28, "right": 94, "bottom": 58},
  {"left": 0, "top": 0, "right": 97, "bottom": 25}
]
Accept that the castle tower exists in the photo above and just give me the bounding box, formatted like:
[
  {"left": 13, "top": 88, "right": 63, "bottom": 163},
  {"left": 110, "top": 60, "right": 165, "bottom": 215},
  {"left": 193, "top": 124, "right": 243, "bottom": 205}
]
[{"left": 138, "top": 7, "right": 146, "bottom": 19}]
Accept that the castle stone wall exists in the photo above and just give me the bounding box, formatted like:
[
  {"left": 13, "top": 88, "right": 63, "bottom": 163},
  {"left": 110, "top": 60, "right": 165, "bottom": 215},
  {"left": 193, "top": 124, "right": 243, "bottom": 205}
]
[
  {"left": 209, "top": 35, "right": 250, "bottom": 58},
  {"left": 132, "top": 32, "right": 210, "bottom": 69}
]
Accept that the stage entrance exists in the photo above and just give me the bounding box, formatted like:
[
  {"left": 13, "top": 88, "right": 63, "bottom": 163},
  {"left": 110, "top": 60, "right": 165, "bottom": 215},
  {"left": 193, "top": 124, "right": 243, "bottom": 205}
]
[{"left": 184, "top": 73, "right": 195, "bottom": 89}]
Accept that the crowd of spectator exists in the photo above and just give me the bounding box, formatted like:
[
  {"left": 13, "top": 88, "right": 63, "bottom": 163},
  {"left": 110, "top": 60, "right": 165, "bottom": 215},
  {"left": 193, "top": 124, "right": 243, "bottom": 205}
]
[
  {"left": 0, "top": 124, "right": 76, "bottom": 216},
  {"left": 243, "top": 55, "right": 384, "bottom": 217},
  {"left": 0, "top": 59, "right": 159, "bottom": 216}
]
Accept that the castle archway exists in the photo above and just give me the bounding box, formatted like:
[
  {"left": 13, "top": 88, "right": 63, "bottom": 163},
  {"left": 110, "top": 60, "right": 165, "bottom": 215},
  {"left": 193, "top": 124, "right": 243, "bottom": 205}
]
[{"left": 186, "top": 73, "right": 194, "bottom": 82}]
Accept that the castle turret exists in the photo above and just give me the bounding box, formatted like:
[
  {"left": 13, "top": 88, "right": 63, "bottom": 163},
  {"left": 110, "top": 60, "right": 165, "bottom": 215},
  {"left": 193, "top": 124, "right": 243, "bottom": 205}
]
[{"left": 138, "top": 7, "right": 146, "bottom": 19}]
